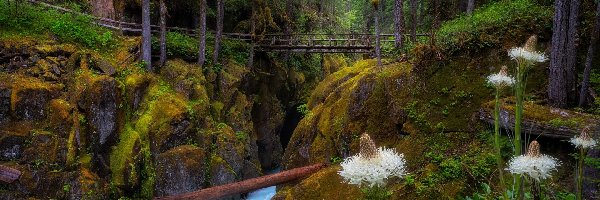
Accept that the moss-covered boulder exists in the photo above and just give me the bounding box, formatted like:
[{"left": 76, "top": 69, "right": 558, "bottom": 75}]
[
  {"left": 8, "top": 74, "right": 61, "bottom": 121},
  {"left": 0, "top": 86, "right": 10, "bottom": 122},
  {"left": 80, "top": 76, "right": 119, "bottom": 151},
  {"left": 65, "top": 167, "right": 110, "bottom": 200},
  {"left": 273, "top": 166, "right": 361, "bottom": 200},
  {"left": 283, "top": 60, "right": 412, "bottom": 169},
  {"left": 154, "top": 145, "right": 206, "bottom": 197}
]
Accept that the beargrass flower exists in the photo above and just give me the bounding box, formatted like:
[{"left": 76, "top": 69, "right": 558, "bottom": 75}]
[
  {"left": 487, "top": 66, "right": 515, "bottom": 88},
  {"left": 570, "top": 127, "right": 597, "bottom": 149},
  {"left": 508, "top": 35, "right": 547, "bottom": 63},
  {"left": 507, "top": 141, "right": 560, "bottom": 182},
  {"left": 338, "top": 133, "right": 407, "bottom": 187}
]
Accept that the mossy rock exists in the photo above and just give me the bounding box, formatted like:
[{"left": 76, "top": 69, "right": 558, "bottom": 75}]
[
  {"left": 284, "top": 60, "right": 412, "bottom": 169},
  {"left": 109, "top": 127, "right": 143, "bottom": 193},
  {"left": 160, "top": 59, "right": 208, "bottom": 101},
  {"left": 273, "top": 166, "right": 361, "bottom": 200},
  {"left": 48, "top": 99, "right": 73, "bottom": 137},
  {"left": 6, "top": 74, "right": 62, "bottom": 121},
  {"left": 22, "top": 130, "right": 68, "bottom": 167},
  {"left": 154, "top": 145, "right": 206, "bottom": 197},
  {"left": 0, "top": 130, "right": 27, "bottom": 161}
]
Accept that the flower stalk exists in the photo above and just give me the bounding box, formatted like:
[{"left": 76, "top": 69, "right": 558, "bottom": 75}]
[{"left": 570, "top": 127, "right": 596, "bottom": 200}]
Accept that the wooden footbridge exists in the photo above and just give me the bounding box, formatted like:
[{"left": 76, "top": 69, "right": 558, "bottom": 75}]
[{"left": 27, "top": 0, "right": 428, "bottom": 54}]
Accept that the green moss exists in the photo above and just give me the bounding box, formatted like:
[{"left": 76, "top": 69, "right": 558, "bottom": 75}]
[{"left": 109, "top": 126, "right": 141, "bottom": 188}]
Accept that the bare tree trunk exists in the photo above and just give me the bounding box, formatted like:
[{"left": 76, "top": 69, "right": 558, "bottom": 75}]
[
  {"left": 566, "top": 0, "right": 580, "bottom": 104},
  {"left": 158, "top": 0, "right": 167, "bottom": 67},
  {"left": 283, "top": 0, "right": 293, "bottom": 61},
  {"left": 549, "top": 0, "right": 579, "bottom": 108},
  {"left": 579, "top": 1, "right": 600, "bottom": 106},
  {"left": 248, "top": 0, "right": 256, "bottom": 68},
  {"left": 374, "top": 4, "right": 382, "bottom": 66},
  {"left": 214, "top": 0, "right": 224, "bottom": 97},
  {"left": 141, "top": 0, "right": 152, "bottom": 71},
  {"left": 466, "top": 0, "right": 474, "bottom": 15},
  {"left": 197, "top": 0, "right": 206, "bottom": 67},
  {"left": 393, "top": 0, "right": 404, "bottom": 49},
  {"left": 409, "top": 0, "right": 417, "bottom": 42}
]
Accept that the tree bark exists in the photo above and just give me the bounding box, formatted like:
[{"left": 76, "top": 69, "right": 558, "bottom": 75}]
[
  {"left": 198, "top": 0, "right": 206, "bottom": 67},
  {"left": 158, "top": 0, "right": 167, "bottom": 67},
  {"left": 141, "top": 0, "right": 152, "bottom": 71},
  {"left": 374, "top": 4, "right": 382, "bottom": 66},
  {"left": 549, "top": 0, "right": 579, "bottom": 108},
  {"left": 466, "top": 0, "right": 474, "bottom": 15},
  {"left": 283, "top": 0, "right": 294, "bottom": 61},
  {"left": 248, "top": 0, "right": 256, "bottom": 68},
  {"left": 155, "top": 163, "right": 327, "bottom": 200},
  {"left": 566, "top": 0, "right": 580, "bottom": 104},
  {"left": 579, "top": 1, "right": 600, "bottom": 106},
  {"left": 393, "top": 0, "right": 404, "bottom": 49},
  {"left": 409, "top": 0, "right": 417, "bottom": 42},
  {"left": 214, "top": 0, "right": 224, "bottom": 98}
]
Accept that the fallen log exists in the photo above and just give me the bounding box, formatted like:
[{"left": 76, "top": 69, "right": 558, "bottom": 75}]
[
  {"left": 155, "top": 163, "right": 327, "bottom": 200},
  {"left": 0, "top": 165, "right": 21, "bottom": 183}
]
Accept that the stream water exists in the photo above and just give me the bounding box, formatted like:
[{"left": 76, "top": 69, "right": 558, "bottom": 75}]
[{"left": 246, "top": 168, "right": 281, "bottom": 200}]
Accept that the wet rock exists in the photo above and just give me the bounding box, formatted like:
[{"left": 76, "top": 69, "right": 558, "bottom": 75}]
[
  {"left": 109, "top": 130, "right": 143, "bottom": 193},
  {"left": 213, "top": 125, "right": 261, "bottom": 182},
  {"left": 0, "top": 131, "right": 26, "bottom": 161},
  {"left": 47, "top": 99, "right": 73, "bottom": 137},
  {"left": 3, "top": 165, "right": 67, "bottom": 198},
  {"left": 91, "top": 58, "right": 116, "bottom": 76},
  {"left": 251, "top": 94, "right": 284, "bottom": 169},
  {"left": 81, "top": 76, "right": 118, "bottom": 152},
  {"left": 155, "top": 145, "right": 206, "bottom": 197},
  {"left": 0, "top": 87, "right": 10, "bottom": 122}
]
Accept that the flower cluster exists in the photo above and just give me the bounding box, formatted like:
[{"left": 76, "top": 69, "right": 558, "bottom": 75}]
[
  {"left": 507, "top": 141, "right": 560, "bottom": 181},
  {"left": 338, "top": 133, "right": 407, "bottom": 187},
  {"left": 570, "top": 127, "right": 597, "bottom": 149},
  {"left": 487, "top": 65, "right": 515, "bottom": 88},
  {"left": 508, "top": 35, "right": 547, "bottom": 63}
]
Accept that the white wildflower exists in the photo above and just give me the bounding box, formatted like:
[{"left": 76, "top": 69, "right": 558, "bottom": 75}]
[
  {"left": 338, "top": 133, "right": 407, "bottom": 187},
  {"left": 508, "top": 47, "right": 548, "bottom": 63},
  {"left": 487, "top": 66, "right": 515, "bottom": 88},
  {"left": 507, "top": 141, "right": 560, "bottom": 182},
  {"left": 570, "top": 127, "right": 597, "bottom": 149}
]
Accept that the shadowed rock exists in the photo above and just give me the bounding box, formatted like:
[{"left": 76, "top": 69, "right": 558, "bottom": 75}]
[{"left": 155, "top": 145, "right": 206, "bottom": 197}]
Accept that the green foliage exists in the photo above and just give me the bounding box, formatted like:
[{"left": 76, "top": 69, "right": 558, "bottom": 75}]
[
  {"left": 463, "top": 183, "right": 492, "bottom": 200},
  {"left": 361, "top": 186, "right": 393, "bottom": 200},
  {"left": 0, "top": 1, "right": 116, "bottom": 49},
  {"left": 548, "top": 118, "right": 583, "bottom": 128},
  {"left": 152, "top": 32, "right": 198, "bottom": 59},
  {"left": 235, "top": 131, "right": 248, "bottom": 141},
  {"left": 437, "top": 0, "right": 552, "bottom": 53},
  {"left": 297, "top": 104, "right": 311, "bottom": 118},
  {"left": 329, "top": 156, "right": 343, "bottom": 165}
]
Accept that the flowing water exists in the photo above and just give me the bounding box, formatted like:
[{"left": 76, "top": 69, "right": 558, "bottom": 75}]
[{"left": 246, "top": 168, "right": 281, "bottom": 200}]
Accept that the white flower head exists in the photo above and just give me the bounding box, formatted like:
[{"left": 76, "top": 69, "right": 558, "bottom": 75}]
[
  {"left": 507, "top": 141, "right": 560, "bottom": 182},
  {"left": 570, "top": 127, "right": 597, "bottom": 149},
  {"left": 508, "top": 47, "right": 547, "bottom": 63},
  {"left": 487, "top": 66, "right": 515, "bottom": 88},
  {"left": 338, "top": 133, "right": 407, "bottom": 187}
]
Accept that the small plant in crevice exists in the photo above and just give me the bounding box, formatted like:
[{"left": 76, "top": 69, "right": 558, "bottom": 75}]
[
  {"left": 569, "top": 127, "right": 597, "bottom": 200},
  {"left": 338, "top": 133, "right": 407, "bottom": 200}
]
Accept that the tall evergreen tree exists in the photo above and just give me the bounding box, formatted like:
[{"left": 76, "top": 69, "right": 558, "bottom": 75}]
[
  {"left": 466, "top": 0, "right": 474, "bottom": 15},
  {"left": 393, "top": 0, "right": 404, "bottom": 49},
  {"left": 198, "top": 0, "right": 207, "bottom": 67},
  {"left": 159, "top": 0, "right": 167, "bottom": 67},
  {"left": 579, "top": 1, "right": 600, "bottom": 106},
  {"left": 549, "top": 0, "right": 580, "bottom": 108},
  {"left": 409, "top": 0, "right": 417, "bottom": 42},
  {"left": 372, "top": 0, "right": 382, "bottom": 66},
  {"left": 141, "top": 0, "right": 152, "bottom": 71}
]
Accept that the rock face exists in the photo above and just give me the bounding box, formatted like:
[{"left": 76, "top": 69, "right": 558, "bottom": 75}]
[
  {"left": 283, "top": 60, "right": 411, "bottom": 169},
  {"left": 252, "top": 95, "right": 284, "bottom": 170},
  {"left": 11, "top": 83, "right": 57, "bottom": 121},
  {"left": 0, "top": 131, "right": 26, "bottom": 161},
  {"left": 0, "top": 87, "right": 10, "bottom": 122},
  {"left": 81, "top": 76, "right": 118, "bottom": 152},
  {"left": 155, "top": 145, "right": 206, "bottom": 197}
]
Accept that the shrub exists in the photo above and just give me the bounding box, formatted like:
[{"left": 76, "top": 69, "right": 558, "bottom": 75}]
[{"left": 436, "top": 0, "right": 552, "bottom": 54}]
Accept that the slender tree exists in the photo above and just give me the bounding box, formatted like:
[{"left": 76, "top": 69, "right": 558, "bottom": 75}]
[
  {"left": 198, "top": 0, "right": 207, "bottom": 67},
  {"left": 409, "top": 0, "right": 417, "bottom": 42},
  {"left": 159, "top": 0, "right": 167, "bottom": 67},
  {"left": 141, "top": 0, "right": 152, "bottom": 71},
  {"left": 214, "top": 0, "right": 224, "bottom": 97},
  {"left": 393, "top": 0, "right": 404, "bottom": 49},
  {"left": 549, "top": 0, "right": 579, "bottom": 108},
  {"left": 372, "top": 0, "right": 382, "bottom": 66},
  {"left": 248, "top": 0, "right": 257, "bottom": 68},
  {"left": 579, "top": 1, "right": 600, "bottom": 106},
  {"left": 466, "top": 0, "right": 474, "bottom": 15}
]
